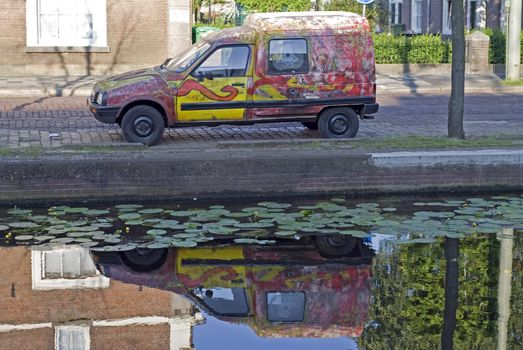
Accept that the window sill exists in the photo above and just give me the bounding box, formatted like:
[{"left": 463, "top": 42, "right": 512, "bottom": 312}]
[{"left": 25, "top": 46, "right": 111, "bottom": 53}]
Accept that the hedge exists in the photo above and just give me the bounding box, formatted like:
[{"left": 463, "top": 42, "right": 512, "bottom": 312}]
[
  {"left": 373, "top": 34, "right": 452, "bottom": 64},
  {"left": 481, "top": 28, "right": 523, "bottom": 64}
]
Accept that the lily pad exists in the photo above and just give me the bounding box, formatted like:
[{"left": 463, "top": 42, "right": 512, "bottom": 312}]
[
  {"left": 14, "top": 235, "right": 34, "bottom": 241},
  {"left": 9, "top": 222, "right": 39, "bottom": 228},
  {"left": 147, "top": 229, "right": 167, "bottom": 236},
  {"left": 7, "top": 208, "right": 32, "bottom": 216},
  {"left": 138, "top": 208, "right": 164, "bottom": 214},
  {"left": 118, "top": 213, "right": 141, "bottom": 221}
]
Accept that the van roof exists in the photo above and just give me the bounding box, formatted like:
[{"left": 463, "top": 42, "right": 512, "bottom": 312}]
[{"left": 244, "top": 11, "right": 368, "bottom": 32}]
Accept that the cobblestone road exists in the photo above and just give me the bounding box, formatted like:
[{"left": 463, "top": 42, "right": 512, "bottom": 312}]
[{"left": 1, "top": 91, "right": 523, "bottom": 148}]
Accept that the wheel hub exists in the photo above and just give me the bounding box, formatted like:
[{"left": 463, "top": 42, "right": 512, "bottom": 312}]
[
  {"left": 328, "top": 114, "right": 349, "bottom": 135},
  {"left": 134, "top": 116, "right": 154, "bottom": 137}
]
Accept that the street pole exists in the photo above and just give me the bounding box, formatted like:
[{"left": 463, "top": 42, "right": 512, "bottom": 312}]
[
  {"left": 363, "top": 4, "right": 366, "bottom": 17},
  {"left": 506, "top": 0, "right": 522, "bottom": 81}
]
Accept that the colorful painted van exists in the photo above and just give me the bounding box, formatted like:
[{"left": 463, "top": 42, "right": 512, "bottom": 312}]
[
  {"left": 93, "top": 241, "right": 373, "bottom": 338},
  {"left": 88, "top": 11, "right": 379, "bottom": 145}
]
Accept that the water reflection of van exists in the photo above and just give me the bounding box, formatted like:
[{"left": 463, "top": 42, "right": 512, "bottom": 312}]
[
  {"left": 93, "top": 241, "right": 373, "bottom": 338},
  {"left": 88, "top": 11, "right": 378, "bottom": 145}
]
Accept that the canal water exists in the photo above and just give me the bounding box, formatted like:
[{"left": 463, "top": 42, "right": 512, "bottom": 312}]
[{"left": 0, "top": 194, "right": 521, "bottom": 349}]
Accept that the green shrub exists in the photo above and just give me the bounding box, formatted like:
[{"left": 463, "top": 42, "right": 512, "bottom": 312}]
[
  {"left": 481, "top": 28, "right": 523, "bottom": 64},
  {"left": 373, "top": 34, "right": 451, "bottom": 64}
]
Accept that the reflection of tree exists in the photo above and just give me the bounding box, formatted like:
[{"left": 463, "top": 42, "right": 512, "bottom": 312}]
[
  {"left": 508, "top": 232, "right": 523, "bottom": 348},
  {"left": 360, "top": 235, "right": 501, "bottom": 349}
]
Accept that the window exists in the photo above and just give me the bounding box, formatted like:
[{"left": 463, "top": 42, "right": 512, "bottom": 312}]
[
  {"left": 32, "top": 246, "right": 110, "bottom": 290},
  {"left": 267, "top": 292, "right": 305, "bottom": 322},
  {"left": 167, "top": 41, "right": 211, "bottom": 73},
  {"left": 26, "top": 0, "right": 107, "bottom": 47},
  {"left": 442, "top": 0, "right": 452, "bottom": 35},
  {"left": 411, "top": 0, "right": 423, "bottom": 33},
  {"left": 194, "top": 46, "right": 250, "bottom": 78},
  {"left": 193, "top": 287, "right": 250, "bottom": 316},
  {"left": 55, "top": 325, "right": 90, "bottom": 350},
  {"left": 390, "top": 0, "right": 403, "bottom": 24},
  {"left": 268, "top": 39, "right": 309, "bottom": 75}
]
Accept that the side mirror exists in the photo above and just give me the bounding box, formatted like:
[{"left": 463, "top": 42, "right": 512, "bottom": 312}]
[
  {"left": 194, "top": 71, "right": 205, "bottom": 82},
  {"left": 204, "top": 71, "right": 214, "bottom": 81}
]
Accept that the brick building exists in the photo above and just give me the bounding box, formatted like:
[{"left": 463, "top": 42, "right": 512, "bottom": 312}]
[
  {"left": 389, "top": 0, "right": 521, "bottom": 34},
  {"left": 0, "top": 0, "right": 192, "bottom": 76},
  {"left": 0, "top": 246, "right": 200, "bottom": 350}
]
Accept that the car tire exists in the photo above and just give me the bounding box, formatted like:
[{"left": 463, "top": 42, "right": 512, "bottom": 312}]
[
  {"left": 121, "top": 105, "right": 165, "bottom": 145},
  {"left": 301, "top": 121, "right": 318, "bottom": 130},
  {"left": 318, "top": 107, "right": 359, "bottom": 138},
  {"left": 316, "top": 235, "right": 357, "bottom": 258},
  {"left": 120, "top": 248, "right": 168, "bottom": 272}
]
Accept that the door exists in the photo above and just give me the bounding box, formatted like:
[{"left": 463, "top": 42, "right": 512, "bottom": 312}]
[{"left": 176, "top": 45, "right": 251, "bottom": 121}]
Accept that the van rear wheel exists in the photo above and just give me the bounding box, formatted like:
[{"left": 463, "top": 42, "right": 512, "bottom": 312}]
[
  {"left": 121, "top": 105, "right": 165, "bottom": 146},
  {"left": 318, "top": 107, "right": 359, "bottom": 138}
]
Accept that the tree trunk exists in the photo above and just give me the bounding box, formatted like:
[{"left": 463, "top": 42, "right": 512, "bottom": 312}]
[
  {"left": 448, "top": 0, "right": 466, "bottom": 139},
  {"left": 441, "top": 237, "right": 459, "bottom": 350}
]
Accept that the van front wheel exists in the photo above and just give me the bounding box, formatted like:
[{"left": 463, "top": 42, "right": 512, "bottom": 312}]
[
  {"left": 318, "top": 108, "right": 359, "bottom": 138},
  {"left": 121, "top": 105, "right": 165, "bottom": 145}
]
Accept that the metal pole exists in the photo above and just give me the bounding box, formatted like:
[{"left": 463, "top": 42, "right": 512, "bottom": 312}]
[
  {"left": 497, "top": 228, "right": 514, "bottom": 350},
  {"left": 506, "top": 0, "right": 522, "bottom": 80},
  {"left": 363, "top": 4, "right": 366, "bottom": 17}
]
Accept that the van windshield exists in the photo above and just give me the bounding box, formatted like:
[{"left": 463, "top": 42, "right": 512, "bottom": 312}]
[{"left": 165, "top": 41, "right": 211, "bottom": 73}]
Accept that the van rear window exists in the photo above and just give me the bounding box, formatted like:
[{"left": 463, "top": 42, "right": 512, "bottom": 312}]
[{"left": 268, "top": 39, "right": 309, "bottom": 75}]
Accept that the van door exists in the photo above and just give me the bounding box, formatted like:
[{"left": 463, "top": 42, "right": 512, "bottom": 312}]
[{"left": 176, "top": 45, "right": 251, "bottom": 121}]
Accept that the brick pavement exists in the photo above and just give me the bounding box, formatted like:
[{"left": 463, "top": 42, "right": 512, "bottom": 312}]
[{"left": 1, "top": 91, "right": 523, "bottom": 149}]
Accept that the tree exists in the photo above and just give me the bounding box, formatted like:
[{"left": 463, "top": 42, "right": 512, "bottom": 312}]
[{"left": 448, "top": 0, "right": 465, "bottom": 139}]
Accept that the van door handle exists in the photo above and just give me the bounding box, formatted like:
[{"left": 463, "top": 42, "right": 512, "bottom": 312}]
[{"left": 231, "top": 82, "right": 245, "bottom": 87}]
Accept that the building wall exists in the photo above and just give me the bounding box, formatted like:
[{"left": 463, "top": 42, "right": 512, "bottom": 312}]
[
  {"left": 0, "top": 246, "right": 195, "bottom": 349},
  {"left": 0, "top": 0, "right": 192, "bottom": 76}
]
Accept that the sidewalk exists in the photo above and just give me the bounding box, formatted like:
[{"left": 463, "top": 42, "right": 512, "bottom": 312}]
[{"left": 0, "top": 71, "right": 522, "bottom": 97}]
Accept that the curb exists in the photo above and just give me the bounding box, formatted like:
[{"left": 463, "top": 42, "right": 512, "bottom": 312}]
[{"left": 1, "top": 148, "right": 523, "bottom": 203}]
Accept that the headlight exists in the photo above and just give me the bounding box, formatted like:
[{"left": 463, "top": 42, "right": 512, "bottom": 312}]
[{"left": 96, "top": 91, "right": 106, "bottom": 105}]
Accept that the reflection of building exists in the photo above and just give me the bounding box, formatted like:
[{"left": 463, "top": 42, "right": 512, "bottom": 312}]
[{"left": 0, "top": 246, "right": 201, "bottom": 350}]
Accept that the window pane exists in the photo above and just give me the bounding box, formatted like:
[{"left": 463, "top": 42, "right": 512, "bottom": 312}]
[
  {"left": 267, "top": 292, "right": 305, "bottom": 322},
  {"left": 39, "top": 14, "right": 59, "bottom": 40},
  {"left": 268, "top": 39, "right": 309, "bottom": 74},
  {"left": 197, "top": 46, "right": 249, "bottom": 78},
  {"left": 61, "top": 250, "right": 80, "bottom": 277},
  {"left": 57, "top": 327, "right": 87, "bottom": 350},
  {"left": 39, "top": 0, "right": 61, "bottom": 14},
  {"left": 44, "top": 251, "right": 62, "bottom": 277},
  {"left": 194, "top": 287, "right": 250, "bottom": 316}
]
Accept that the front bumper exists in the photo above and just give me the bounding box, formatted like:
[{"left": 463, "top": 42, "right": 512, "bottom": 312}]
[{"left": 88, "top": 100, "right": 120, "bottom": 124}]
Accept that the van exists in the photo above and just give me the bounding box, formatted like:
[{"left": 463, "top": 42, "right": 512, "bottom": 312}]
[{"left": 88, "top": 11, "right": 379, "bottom": 145}]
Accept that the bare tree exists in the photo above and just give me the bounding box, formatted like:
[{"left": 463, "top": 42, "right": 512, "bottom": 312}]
[{"left": 448, "top": 0, "right": 465, "bottom": 139}]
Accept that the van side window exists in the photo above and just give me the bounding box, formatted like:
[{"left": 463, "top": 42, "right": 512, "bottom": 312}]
[
  {"left": 268, "top": 38, "right": 309, "bottom": 75},
  {"left": 193, "top": 45, "right": 250, "bottom": 78}
]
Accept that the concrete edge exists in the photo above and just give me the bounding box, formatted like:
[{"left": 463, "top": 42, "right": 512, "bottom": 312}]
[{"left": 1, "top": 148, "right": 523, "bottom": 203}]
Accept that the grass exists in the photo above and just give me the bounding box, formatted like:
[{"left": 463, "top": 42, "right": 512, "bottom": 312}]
[
  {"left": 501, "top": 79, "right": 523, "bottom": 86},
  {"left": 344, "top": 134, "right": 523, "bottom": 150},
  {"left": 1, "top": 135, "right": 523, "bottom": 157}
]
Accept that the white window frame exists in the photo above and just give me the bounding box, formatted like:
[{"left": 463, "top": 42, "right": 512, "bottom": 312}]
[
  {"left": 54, "top": 325, "right": 90, "bottom": 350},
  {"left": 31, "top": 246, "right": 110, "bottom": 290},
  {"left": 390, "top": 0, "right": 403, "bottom": 24},
  {"left": 411, "top": 0, "right": 423, "bottom": 33},
  {"left": 26, "top": 0, "right": 107, "bottom": 48},
  {"left": 442, "top": 0, "right": 452, "bottom": 35}
]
